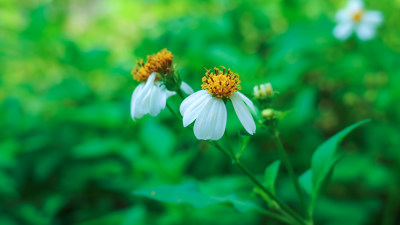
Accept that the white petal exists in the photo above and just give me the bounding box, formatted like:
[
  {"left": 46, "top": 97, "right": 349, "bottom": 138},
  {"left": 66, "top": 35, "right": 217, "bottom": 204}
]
[
  {"left": 180, "top": 81, "right": 194, "bottom": 95},
  {"left": 356, "top": 24, "right": 375, "bottom": 41},
  {"left": 230, "top": 93, "right": 256, "bottom": 135},
  {"left": 165, "top": 89, "right": 176, "bottom": 98},
  {"left": 130, "top": 83, "right": 145, "bottom": 120},
  {"left": 236, "top": 91, "right": 256, "bottom": 114},
  {"left": 335, "top": 10, "right": 351, "bottom": 23},
  {"left": 180, "top": 90, "right": 208, "bottom": 115},
  {"left": 333, "top": 22, "right": 354, "bottom": 40},
  {"left": 193, "top": 98, "right": 221, "bottom": 140},
  {"left": 210, "top": 99, "right": 227, "bottom": 140},
  {"left": 347, "top": 0, "right": 363, "bottom": 12},
  {"left": 148, "top": 85, "right": 164, "bottom": 116},
  {"left": 182, "top": 92, "right": 212, "bottom": 127},
  {"left": 134, "top": 72, "right": 157, "bottom": 116},
  {"left": 362, "top": 11, "right": 383, "bottom": 25}
]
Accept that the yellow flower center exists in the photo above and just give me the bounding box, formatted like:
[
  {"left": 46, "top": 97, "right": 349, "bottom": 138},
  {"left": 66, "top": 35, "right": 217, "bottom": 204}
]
[
  {"left": 201, "top": 67, "right": 241, "bottom": 98},
  {"left": 352, "top": 11, "right": 363, "bottom": 23},
  {"left": 131, "top": 49, "right": 174, "bottom": 82}
]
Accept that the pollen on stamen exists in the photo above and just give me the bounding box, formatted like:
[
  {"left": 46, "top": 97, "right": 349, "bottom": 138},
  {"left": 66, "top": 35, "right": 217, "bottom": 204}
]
[
  {"left": 131, "top": 49, "right": 174, "bottom": 82},
  {"left": 201, "top": 66, "right": 241, "bottom": 98}
]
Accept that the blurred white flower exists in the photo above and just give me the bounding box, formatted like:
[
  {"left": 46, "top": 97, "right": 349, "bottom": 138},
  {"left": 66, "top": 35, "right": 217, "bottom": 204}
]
[
  {"left": 130, "top": 72, "right": 176, "bottom": 120},
  {"left": 333, "top": 0, "right": 383, "bottom": 41},
  {"left": 180, "top": 67, "right": 256, "bottom": 140}
]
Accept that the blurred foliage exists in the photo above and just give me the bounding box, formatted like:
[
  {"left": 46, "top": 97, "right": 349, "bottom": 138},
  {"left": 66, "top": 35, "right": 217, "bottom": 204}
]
[{"left": 1, "top": 0, "right": 400, "bottom": 224}]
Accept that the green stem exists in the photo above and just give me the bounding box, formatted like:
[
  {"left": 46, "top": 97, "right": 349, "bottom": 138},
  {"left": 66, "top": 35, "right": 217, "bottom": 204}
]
[
  {"left": 166, "top": 103, "right": 180, "bottom": 119},
  {"left": 176, "top": 88, "right": 185, "bottom": 100},
  {"left": 257, "top": 208, "right": 299, "bottom": 225},
  {"left": 167, "top": 97, "right": 305, "bottom": 225},
  {"left": 272, "top": 130, "right": 307, "bottom": 216},
  {"left": 212, "top": 141, "right": 306, "bottom": 225}
]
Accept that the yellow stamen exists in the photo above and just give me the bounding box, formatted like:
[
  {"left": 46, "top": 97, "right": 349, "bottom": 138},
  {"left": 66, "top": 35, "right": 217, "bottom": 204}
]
[
  {"left": 131, "top": 49, "right": 174, "bottom": 82},
  {"left": 352, "top": 11, "right": 363, "bottom": 22},
  {"left": 201, "top": 67, "right": 241, "bottom": 98}
]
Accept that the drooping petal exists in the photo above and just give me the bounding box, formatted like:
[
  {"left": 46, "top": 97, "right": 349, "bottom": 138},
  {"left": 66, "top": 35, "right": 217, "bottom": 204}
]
[
  {"left": 333, "top": 22, "right": 354, "bottom": 40},
  {"left": 356, "top": 24, "right": 375, "bottom": 41},
  {"left": 148, "top": 84, "right": 164, "bottom": 116},
  {"left": 180, "top": 81, "right": 194, "bottom": 95},
  {"left": 210, "top": 99, "right": 227, "bottom": 140},
  {"left": 193, "top": 98, "right": 221, "bottom": 140},
  {"left": 362, "top": 11, "right": 383, "bottom": 25},
  {"left": 134, "top": 72, "right": 157, "bottom": 116},
  {"left": 236, "top": 91, "right": 256, "bottom": 114},
  {"left": 181, "top": 92, "right": 212, "bottom": 127},
  {"left": 130, "top": 83, "right": 145, "bottom": 120},
  {"left": 230, "top": 93, "right": 256, "bottom": 135},
  {"left": 180, "top": 90, "right": 208, "bottom": 115}
]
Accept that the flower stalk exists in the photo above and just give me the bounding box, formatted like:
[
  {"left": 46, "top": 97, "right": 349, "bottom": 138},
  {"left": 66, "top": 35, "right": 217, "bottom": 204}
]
[
  {"left": 271, "top": 128, "right": 307, "bottom": 216},
  {"left": 211, "top": 140, "right": 306, "bottom": 225}
]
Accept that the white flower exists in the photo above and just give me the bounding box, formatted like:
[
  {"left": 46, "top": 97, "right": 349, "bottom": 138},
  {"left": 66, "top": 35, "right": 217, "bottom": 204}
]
[
  {"left": 333, "top": 0, "right": 383, "bottom": 41},
  {"left": 180, "top": 67, "right": 256, "bottom": 140},
  {"left": 130, "top": 72, "right": 175, "bottom": 120}
]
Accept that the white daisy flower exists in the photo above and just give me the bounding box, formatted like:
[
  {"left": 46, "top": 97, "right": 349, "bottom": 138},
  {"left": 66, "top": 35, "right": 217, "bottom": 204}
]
[
  {"left": 130, "top": 49, "right": 193, "bottom": 120},
  {"left": 180, "top": 67, "right": 256, "bottom": 140},
  {"left": 333, "top": 0, "right": 383, "bottom": 41}
]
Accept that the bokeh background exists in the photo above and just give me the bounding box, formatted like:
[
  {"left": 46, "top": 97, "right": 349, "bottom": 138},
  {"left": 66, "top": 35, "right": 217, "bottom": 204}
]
[{"left": 1, "top": 0, "right": 400, "bottom": 224}]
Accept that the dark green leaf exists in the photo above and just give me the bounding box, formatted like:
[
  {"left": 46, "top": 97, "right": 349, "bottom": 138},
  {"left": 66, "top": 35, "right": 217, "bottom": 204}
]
[
  {"left": 311, "top": 120, "right": 369, "bottom": 196},
  {"left": 263, "top": 160, "right": 280, "bottom": 194},
  {"left": 133, "top": 183, "right": 263, "bottom": 213}
]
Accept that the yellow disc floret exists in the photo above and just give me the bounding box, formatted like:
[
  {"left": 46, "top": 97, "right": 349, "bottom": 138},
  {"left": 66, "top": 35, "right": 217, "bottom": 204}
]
[
  {"left": 131, "top": 49, "right": 174, "bottom": 82},
  {"left": 352, "top": 11, "right": 363, "bottom": 23},
  {"left": 201, "top": 67, "right": 241, "bottom": 98}
]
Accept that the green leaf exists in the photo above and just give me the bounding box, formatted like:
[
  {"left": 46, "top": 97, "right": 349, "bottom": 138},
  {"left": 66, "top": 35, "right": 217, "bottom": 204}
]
[
  {"left": 236, "top": 135, "right": 251, "bottom": 158},
  {"left": 253, "top": 161, "right": 280, "bottom": 208},
  {"left": 299, "top": 169, "right": 312, "bottom": 196},
  {"left": 305, "top": 120, "right": 370, "bottom": 214},
  {"left": 133, "top": 183, "right": 263, "bottom": 213},
  {"left": 311, "top": 120, "right": 369, "bottom": 196},
  {"left": 263, "top": 160, "right": 280, "bottom": 194}
]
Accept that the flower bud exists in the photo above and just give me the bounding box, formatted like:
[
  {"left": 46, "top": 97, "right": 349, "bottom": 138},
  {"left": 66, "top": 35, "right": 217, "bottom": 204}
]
[
  {"left": 261, "top": 108, "right": 275, "bottom": 120},
  {"left": 253, "top": 83, "right": 274, "bottom": 99}
]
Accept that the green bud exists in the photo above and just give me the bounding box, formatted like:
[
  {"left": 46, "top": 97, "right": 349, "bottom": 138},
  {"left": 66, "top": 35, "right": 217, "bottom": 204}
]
[{"left": 261, "top": 108, "right": 275, "bottom": 120}]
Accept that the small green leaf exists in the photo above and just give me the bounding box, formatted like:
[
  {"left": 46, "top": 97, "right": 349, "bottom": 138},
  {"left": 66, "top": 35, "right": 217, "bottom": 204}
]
[
  {"left": 253, "top": 161, "right": 280, "bottom": 208},
  {"left": 236, "top": 135, "right": 251, "bottom": 159},
  {"left": 133, "top": 183, "right": 263, "bottom": 213},
  {"left": 311, "top": 120, "right": 369, "bottom": 196},
  {"left": 263, "top": 160, "right": 281, "bottom": 194},
  {"left": 299, "top": 169, "right": 312, "bottom": 196}
]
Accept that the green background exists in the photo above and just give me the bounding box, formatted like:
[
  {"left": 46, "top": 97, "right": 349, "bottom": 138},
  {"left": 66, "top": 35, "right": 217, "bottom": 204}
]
[{"left": 1, "top": 0, "right": 399, "bottom": 224}]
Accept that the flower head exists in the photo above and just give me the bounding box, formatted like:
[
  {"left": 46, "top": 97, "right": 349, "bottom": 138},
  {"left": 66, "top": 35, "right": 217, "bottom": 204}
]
[
  {"left": 201, "top": 67, "right": 241, "bottom": 98},
  {"left": 130, "top": 49, "right": 192, "bottom": 120},
  {"left": 180, "top": 67, "right": 256, "bottom": 140},
  {"left": 333, "top": 0, "right": 383, "bottom": 41},
  {"left": 131, "top": 49, "right": 174, "bottom": 82},
  {"left": 253, "top": 83, "right": 274, "bottom": 99}
]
